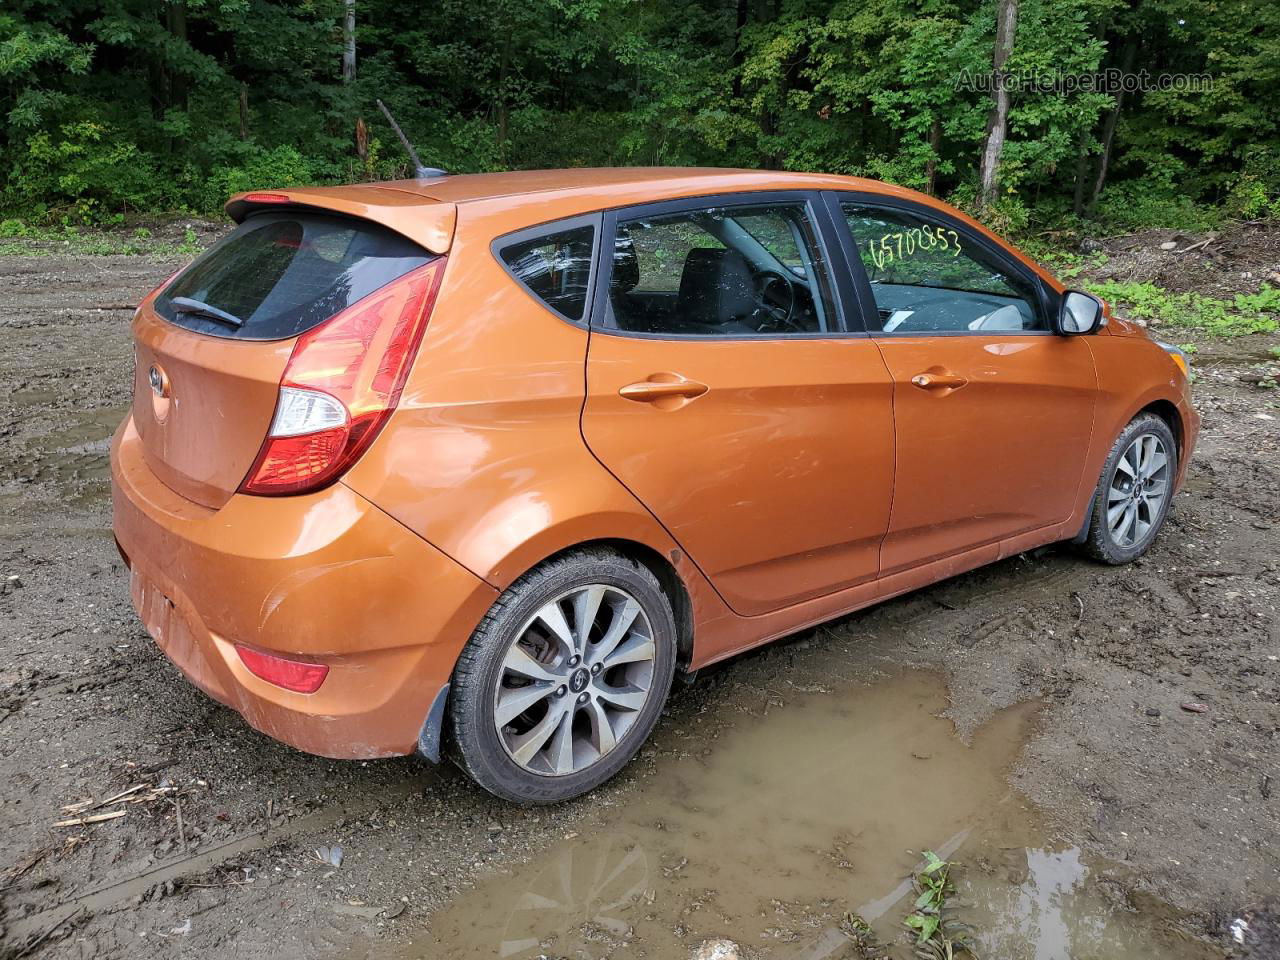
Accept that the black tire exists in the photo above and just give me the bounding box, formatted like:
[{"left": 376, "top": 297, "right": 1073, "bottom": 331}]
[
  {"left": 447, "top": 548, "right": 677, "bottom": 804},
  {"left": 1080, "top": 412, "right": 1178, "bottom": 565}
]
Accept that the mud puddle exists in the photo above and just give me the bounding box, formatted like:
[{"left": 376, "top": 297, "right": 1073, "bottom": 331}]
[
  {"left": 360, "top": 673, "right": 1215, "bottom": 960},
  {"left": 0, "top": 404, "right": 125, "bottom": 507}
]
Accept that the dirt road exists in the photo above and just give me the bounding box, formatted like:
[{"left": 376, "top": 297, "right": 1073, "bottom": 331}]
[{"left": 0, "top": 227, "right": 1277, "bottom": 959}]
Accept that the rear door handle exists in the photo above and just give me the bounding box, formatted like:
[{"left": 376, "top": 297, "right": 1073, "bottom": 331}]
[
  {"left": 619, "top": 377, "right": 709, "bottom": 403},
  {"left": 910, "top": 372, "right": 969, "bottom": 391}
]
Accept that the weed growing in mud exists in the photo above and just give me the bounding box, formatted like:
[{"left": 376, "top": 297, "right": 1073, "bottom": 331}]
[
  {"left": 904, "top": 851, "right": 978, "bottom": 960},
  {"left": 839, "top": 912, "right": 889, "bottom": 958},
  {"left": 1086, "top": 280, "right": 1280, "bottom": 337}
]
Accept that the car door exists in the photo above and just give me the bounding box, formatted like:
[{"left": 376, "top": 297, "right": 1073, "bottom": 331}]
[
  {"left": 580, "top": 192, "right": 895, "bottom": 617},
  {"left": 826, "top": 193, "right": 1098, "bottom": 576}
]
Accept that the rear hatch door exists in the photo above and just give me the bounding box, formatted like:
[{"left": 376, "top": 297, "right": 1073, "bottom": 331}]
[{"left": 132, "top": 207, "right": 440, "bottom": 508}]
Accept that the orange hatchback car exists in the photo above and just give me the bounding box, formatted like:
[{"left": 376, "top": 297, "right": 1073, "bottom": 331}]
[{"left": 112, "top": 168, "right": 1198, "bottom": 803}]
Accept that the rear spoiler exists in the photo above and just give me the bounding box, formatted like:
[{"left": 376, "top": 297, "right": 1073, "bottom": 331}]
[{"left": 225, "top": 186, "right": 456, "bottom": 255}]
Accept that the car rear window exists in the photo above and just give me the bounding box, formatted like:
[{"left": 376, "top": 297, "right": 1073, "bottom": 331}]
[{"left": 155, "top": 212, "right": 432, "bottom": 340}]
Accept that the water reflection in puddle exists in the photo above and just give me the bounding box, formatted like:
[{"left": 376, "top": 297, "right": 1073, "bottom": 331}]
[{"left": 378, "top": 673, "right": 1214, "bottom": 959}]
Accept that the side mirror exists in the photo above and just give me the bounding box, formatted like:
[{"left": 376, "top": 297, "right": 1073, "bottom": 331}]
[{"left": 1057, "top": 290, "right": 1104, "bottom": 336}]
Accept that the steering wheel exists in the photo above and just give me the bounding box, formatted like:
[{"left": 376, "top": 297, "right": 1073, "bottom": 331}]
[{"left": 753, "top": 269, "right": 802, "bottom": 332}]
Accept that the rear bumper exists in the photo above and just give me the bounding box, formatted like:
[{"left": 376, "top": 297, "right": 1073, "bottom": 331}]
[{"left": 111, "top": 415, "right": 496, "bottom": 759}]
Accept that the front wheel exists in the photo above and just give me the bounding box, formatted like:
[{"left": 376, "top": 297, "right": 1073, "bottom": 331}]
[
  {"left": 447, "top": 549, "right": 677, "bottom": 804},
  {"left": 1080, "top": 413, "right": 1178, "bottom": 564}
]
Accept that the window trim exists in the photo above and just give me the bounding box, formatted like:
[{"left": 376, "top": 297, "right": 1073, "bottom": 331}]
[
  {"left": 491, "top": 212, "right": 604, "bottom": 328},
  {"left": 823, "top": 191, "right": 1057, "bottom": 338},
  {"left": 587, "top": 190, "right": 859, "bottom": 342}
]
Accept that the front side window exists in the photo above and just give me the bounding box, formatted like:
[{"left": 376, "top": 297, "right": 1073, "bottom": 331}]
[
  {"left": 497, "top": 224, "right": 595, "bottom": 323},
  {"left": 608, "top": 201, "right": 835, "bottom": 337},
  {"left": 842, "top": 203, "right": 1045, "bottom": 333}
]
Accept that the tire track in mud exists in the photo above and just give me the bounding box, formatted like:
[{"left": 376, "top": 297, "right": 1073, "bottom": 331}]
[{"left": 4, "top": 772, "right": 443, "bottom": 949}]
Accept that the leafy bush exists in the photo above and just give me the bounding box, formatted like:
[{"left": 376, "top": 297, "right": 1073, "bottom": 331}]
[
  {"left": 1087, "top": 280, "right": 1280, "bottom": 337},
  {"left": 1, "top": 121, "right": 169, "bottom": 222},
  {"left": 1093, "top": 180, "right": 1221, "bottom": 233},
  {"left": 1226, "top": 147, "right": 1280, "bottom": 220},
  {"left": 193, "top": 145, "right": 323, "bottom": 216}
]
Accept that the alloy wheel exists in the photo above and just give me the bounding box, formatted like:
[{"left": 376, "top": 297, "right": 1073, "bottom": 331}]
[
  {"left": 1106, "top": 433, "right": 1170, "bottom": 549},
  {"left": 493, "top": 585, "right": 657, "bottom": 777}
]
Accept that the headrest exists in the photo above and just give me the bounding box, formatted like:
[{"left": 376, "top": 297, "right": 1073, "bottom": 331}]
[{"left": 676, "top": 248, "right": 756, "bottom": 327}]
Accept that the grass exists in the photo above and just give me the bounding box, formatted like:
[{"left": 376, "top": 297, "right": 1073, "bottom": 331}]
[
  {"left": 904, "top": 851, "right": 978, "bottom": 959},
  {"left": 1086, "top": 280, "right": 1280, "bottom": 338},
  {"left": 0, "top": 220, "right": 204, "bottom": 258}
]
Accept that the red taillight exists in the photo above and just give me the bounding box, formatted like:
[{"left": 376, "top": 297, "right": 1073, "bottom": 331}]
[
  {"left": 243, "top": 192, "right": 291, "bottom": 204},
  {"left": 235, "top": 645, "right": 329, "bottom": 693},
  {"left": 240, "top": 257, "right": 446, "bottom": 496}
]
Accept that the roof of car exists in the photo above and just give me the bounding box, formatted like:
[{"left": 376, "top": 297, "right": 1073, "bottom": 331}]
[
  {"left": 325, "top": 167, "right": 892, "bottom": 205},
  {"left": 224, "top": 167, "right": 1013, "bottom": 266}
]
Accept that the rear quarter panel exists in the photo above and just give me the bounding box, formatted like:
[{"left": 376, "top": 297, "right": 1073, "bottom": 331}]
[{"left": 339, "top": 201, "right": 726, "bottom": 628}]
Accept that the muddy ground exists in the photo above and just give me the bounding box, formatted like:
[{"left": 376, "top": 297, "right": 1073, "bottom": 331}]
[{"left": 0, "top": 223, "right": 1277, "bottom": 960}]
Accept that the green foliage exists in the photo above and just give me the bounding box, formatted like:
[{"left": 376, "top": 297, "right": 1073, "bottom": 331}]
[
  {"left": 0, "top": 221, "right": 208, "bottom": 257},
  {"left": 3, "top": 121, "right": 167, "bottom": 222},
  {"left": 903, "top": 851, "right": 977, "bottom": 959},
  {"left": 1225, "top": 146, "right": 1280, "bottom": 219},
  {"left": 1087, "top": 280, "right": 1280, "bottom": 336},
  {"left": 1093, "top": 173, "right": 1223, "bottom": 232},
  {"left": 0, "top": 0, "right": 1276, "bottom": 228},
  {"left": 196, "top": 145, "right": 322, "bottom": 215}
]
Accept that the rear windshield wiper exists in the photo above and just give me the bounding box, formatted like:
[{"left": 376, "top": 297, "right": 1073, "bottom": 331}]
[{"left": 170, "top": 296, "right": 244, "bottom": 328}]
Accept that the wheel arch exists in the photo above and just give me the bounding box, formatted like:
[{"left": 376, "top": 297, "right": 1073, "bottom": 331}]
[
  {"left": 423, "top": 532, "right": 699, "bottom": 766},
  {"left": 503, "top": 537, "right": 697, "bottom": 672},
  {"left": 1136, "top": 397, "right": 1184, "bottom": 461},
  {"left": 1071, "top": 393, "right": 1184, "bottom": 545}
]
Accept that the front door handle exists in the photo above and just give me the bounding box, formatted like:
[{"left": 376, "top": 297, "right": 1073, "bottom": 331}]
[
  {"left": 619, "top": 376, "right": 709, "bottom": 403},
  {"left": 910, "top": 371, "right": 969, "bottom": 391}
]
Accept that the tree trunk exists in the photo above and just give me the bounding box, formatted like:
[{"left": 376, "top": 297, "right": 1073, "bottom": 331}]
[
  {"left": 341, "top": 0, "right": 356, "bottom": 83},
  {"left": 355, "top": 116, "right": 368, "bottom": 173},
  {"left": 926, "top": 115, "right": 942, "bottom": 195},
  {"left": 491, "top": 20, "right": 512, "bottom": 158},
  {"left": 1087, "top": 40, "right": 1137, "bottom": 215},
  {"left": 238, "top": 83, "right": 249, "bottom": 140},
  {"left": 1071, "top": 126, "right": 1090, "bottom": 216},
  {"left": 165, "top": 1, "right": 189, "bottom": 113},
  {"left": 977, "top": 0, "right": 1018, "bottom": 212},
  {"left": 732, "top": 0, "right": 749, "bottom": 100},
  {"left": 495, "top": 28, "right": 512, "bottom": 157}
]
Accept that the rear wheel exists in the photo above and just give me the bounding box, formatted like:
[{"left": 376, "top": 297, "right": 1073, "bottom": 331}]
[
  {"left": 1081, "top": 413, "right": 1177, "bottom": 564},
  {"left": 448, "top": 549, "right": 677, "bottom": 804}
]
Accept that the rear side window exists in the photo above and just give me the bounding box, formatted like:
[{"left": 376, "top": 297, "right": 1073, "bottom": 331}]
[
  {"left": 155, "top": 212, "right": 432, "bottom": 340},
  {"left": 496, "top": 223, "right": 596, "bottom": 323}
]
